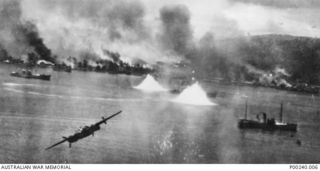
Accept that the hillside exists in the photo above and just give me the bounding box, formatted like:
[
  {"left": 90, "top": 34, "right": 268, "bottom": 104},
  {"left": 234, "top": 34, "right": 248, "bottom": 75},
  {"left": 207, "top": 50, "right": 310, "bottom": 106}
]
[{"left": 196, "top": 34, "right": 320, "bottom": 85}]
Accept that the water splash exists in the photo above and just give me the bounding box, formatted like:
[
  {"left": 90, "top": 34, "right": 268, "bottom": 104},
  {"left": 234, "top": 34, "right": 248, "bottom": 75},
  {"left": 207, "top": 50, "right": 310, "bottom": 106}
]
[
  {"left": 172, "top": 82, "right": 217, "bottom": 106},
  {"left": 134, "top": 74, "right": 167, "bottom": 92}
]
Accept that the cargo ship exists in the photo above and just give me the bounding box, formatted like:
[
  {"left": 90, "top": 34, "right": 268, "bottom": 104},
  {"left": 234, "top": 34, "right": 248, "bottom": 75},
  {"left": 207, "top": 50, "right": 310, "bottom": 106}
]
[{"left": 238, "top": 101, "right": 297, "bottom": 132}]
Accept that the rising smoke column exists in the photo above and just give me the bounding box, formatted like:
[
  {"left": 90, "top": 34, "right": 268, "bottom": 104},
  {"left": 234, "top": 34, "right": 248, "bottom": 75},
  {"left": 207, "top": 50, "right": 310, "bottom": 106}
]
[
  {"left": 13, "top": 0, "right": 240, "bottom": 69},
  {"left": 2, "top": 0, "right": 191, "bottom": 65},
  {"left": 19, "top": 0, "right": 174, "bottom": 64},
  {"left": 15, "top": 21, "right": 54, "bottom": 62},
  {"left": 1, "top": 0, "right": 299, "bottom": 84},
  {"left": 159, "top": 5, "right": 194, "bottom": 58},
  {"left": 0, "top": 0, "right": 29, "bottom": 58},
  {"left": 0, "top": 44, "right": 8, "bottom": 59},
  {"left": 103, "top": 49, "right": 121, "bottom": 63},
  {"left": 0, "top": 0, "right": 55, "bottom": 62},
  {"left": 157, "top": 4, "right": 246, "bottom": 80}
]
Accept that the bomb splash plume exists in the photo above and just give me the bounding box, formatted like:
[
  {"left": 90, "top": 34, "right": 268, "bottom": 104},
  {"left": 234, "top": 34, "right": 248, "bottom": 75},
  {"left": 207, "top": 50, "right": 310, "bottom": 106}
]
[
  {"left": 172, "top": 82, "right": 217, "bottom": 106},
  {"left": 134, "top": 74, "right": 167, "bottom": 92}
]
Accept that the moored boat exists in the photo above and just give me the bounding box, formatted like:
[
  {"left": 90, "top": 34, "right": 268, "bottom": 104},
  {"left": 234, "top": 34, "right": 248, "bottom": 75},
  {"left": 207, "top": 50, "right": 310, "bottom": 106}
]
[
  {"left": 238, "top": 102, "right": 297, "bottom": 132},
  {"left": 10, "top": 70, "right": 51, "bottom": 81}
]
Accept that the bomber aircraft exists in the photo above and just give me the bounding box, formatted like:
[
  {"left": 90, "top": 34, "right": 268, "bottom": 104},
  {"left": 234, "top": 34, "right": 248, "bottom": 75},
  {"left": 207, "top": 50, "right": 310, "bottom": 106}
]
[{"left": 45, "top": 111, "right": 122, "bottom": 150}]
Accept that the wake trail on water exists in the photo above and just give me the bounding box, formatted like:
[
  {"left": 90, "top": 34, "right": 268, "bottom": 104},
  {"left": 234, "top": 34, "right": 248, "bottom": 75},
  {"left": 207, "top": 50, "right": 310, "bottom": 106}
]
[
  {"left": 2, "top": 82, "right": 42, "bottom": 87},
  {"left": 3, "top": 87, "right": 145, "bottom": 102},
  {"left": 0, "top": 112, "right": 95, "bottom": 124}
]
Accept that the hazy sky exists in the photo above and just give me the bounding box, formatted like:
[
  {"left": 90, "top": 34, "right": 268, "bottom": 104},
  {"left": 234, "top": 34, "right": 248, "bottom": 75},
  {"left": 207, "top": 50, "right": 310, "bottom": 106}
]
[
  {"left": 140, "top": 0, "right": 320, "bottom": 38},
  {"left": 12, "top": 0, "right": 320, "bottom": 63},
  {"left": 19, "top": 0, "right": 320, "bottom": 39}
]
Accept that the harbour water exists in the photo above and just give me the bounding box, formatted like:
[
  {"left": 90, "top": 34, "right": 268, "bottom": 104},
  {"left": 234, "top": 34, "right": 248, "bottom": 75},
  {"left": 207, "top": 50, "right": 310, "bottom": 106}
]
[{"left": 0, "top": 64, "right": 319, "bottom": 163}]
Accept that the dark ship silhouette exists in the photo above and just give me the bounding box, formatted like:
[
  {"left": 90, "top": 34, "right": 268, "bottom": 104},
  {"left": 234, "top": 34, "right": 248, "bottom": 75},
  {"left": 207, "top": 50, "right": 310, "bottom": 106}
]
[
  {"left": 10, "top": 69, "right": 51, "bottom": 81},
  {"left": 238, "top": 101, "right": 297, "bottom": 132}
]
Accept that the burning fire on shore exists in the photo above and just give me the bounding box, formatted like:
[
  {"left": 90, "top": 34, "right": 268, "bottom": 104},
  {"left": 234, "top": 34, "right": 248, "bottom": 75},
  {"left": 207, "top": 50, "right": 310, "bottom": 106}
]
[{"left": 257, "top": 66, "right": 292, "bottom": 88}]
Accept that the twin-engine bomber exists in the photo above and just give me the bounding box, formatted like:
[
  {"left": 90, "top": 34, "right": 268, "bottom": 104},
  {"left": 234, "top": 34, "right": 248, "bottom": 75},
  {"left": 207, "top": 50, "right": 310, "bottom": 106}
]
[{"left": 45, "top": 111, "right": 122, "bottom": 150}]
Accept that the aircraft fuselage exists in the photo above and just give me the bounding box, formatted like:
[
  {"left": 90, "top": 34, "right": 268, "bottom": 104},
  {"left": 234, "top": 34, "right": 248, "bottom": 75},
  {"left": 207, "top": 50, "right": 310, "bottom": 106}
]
[{"left": 66, "top": 125, "right": 101, "bottom": 143}]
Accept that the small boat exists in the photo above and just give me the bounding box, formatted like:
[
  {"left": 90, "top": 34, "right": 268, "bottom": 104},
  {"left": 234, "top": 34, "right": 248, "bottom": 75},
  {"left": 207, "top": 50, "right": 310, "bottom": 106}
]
[
  {"left": 10, "top": 69, "right": 51, "bottom": 81},
  {"left": 238, "top": 101, "right": 297, "bottom": 132}
]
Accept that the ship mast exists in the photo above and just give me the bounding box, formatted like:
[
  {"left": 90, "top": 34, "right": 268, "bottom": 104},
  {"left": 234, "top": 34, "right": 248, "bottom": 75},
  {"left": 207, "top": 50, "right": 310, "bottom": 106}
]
[
  {"left": 245, "top": 100, "right": 248, "bottom": 120},
  {"left": 280, "top": 102, "right": 283, "bottom": 123}
]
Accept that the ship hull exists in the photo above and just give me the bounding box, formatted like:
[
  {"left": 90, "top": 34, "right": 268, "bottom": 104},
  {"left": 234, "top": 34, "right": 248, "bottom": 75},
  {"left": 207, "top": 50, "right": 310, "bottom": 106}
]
[
  {"left": 10, "top": 72, "right": 51, "bottom": 81},
  {"left": 238, "top": 119, "right": 297, "bottom": 132}
]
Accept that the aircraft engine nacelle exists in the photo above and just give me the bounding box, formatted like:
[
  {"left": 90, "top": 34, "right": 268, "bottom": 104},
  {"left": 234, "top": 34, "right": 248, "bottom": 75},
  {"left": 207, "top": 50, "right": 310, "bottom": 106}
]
[{"left": 101, "top": 117, "right": 107, "bottom": 124}]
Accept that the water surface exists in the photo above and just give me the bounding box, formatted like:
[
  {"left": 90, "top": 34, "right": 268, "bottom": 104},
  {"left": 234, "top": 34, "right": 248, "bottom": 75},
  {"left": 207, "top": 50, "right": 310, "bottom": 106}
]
[{"left": 0, "top": 64, "right": 319, "bottom": 163}]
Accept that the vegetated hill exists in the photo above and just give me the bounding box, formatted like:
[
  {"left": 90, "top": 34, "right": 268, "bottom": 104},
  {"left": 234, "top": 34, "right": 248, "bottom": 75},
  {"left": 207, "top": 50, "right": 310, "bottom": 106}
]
[
  {"left": 243, "top": 34, "right": 320, "bottom": 84},
  {"left": 197, "top": 34, "right": 320, "bottom": 85}
]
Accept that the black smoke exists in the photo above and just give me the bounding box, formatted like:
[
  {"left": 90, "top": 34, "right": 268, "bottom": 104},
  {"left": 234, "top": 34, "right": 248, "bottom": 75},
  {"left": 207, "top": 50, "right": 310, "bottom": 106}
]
[
  {"left": 15, "top": 21, "right": 55, "bottom": 63},
  {"left": 102, "top": 49, "right": 120, "bottom": 63},
  {"left": 0, "top": 44, "right": 8, "bottom": 60},
  {"left": 79, "top": 51, "right": 100, "bottom": 62},
  {"left": 159, "top": 5, "right": 194, "bottom": 57},
  {"left": 0, "top": 0, "right": 55, "bottom": 63}
]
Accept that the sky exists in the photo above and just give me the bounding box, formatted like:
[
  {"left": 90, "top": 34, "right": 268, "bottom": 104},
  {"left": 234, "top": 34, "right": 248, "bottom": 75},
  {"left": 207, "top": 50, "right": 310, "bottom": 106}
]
[
  {"left": 141, "top": 0, "right": 320, "bottom": 38},
  {"left": 20, "top": 0, "right": 320, "bottom": 40}
]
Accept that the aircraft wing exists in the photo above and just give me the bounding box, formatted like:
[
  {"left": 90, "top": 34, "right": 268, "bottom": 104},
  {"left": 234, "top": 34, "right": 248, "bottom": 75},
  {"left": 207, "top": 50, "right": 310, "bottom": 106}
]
[
  {"left": 45, "top": 138, "right": 68, "bottom": 150},
  {"left": 95, "top": 110, "right": 122, "bottom": 126}
]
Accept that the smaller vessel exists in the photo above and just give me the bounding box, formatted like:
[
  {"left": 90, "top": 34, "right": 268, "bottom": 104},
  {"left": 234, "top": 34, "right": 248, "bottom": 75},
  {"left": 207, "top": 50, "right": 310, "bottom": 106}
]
[
  {"left": 238, "top": 101, "right": 297, "bottom": 132},
  {"left": 10, "top": 69, "right": 51, "bottom": 81}
]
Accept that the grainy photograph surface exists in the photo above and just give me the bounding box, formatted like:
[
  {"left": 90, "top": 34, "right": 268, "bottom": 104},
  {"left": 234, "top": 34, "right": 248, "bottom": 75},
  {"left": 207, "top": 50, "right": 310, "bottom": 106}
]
[{"left": 0, "top": 0, "right": 320, "bottom": 164}]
